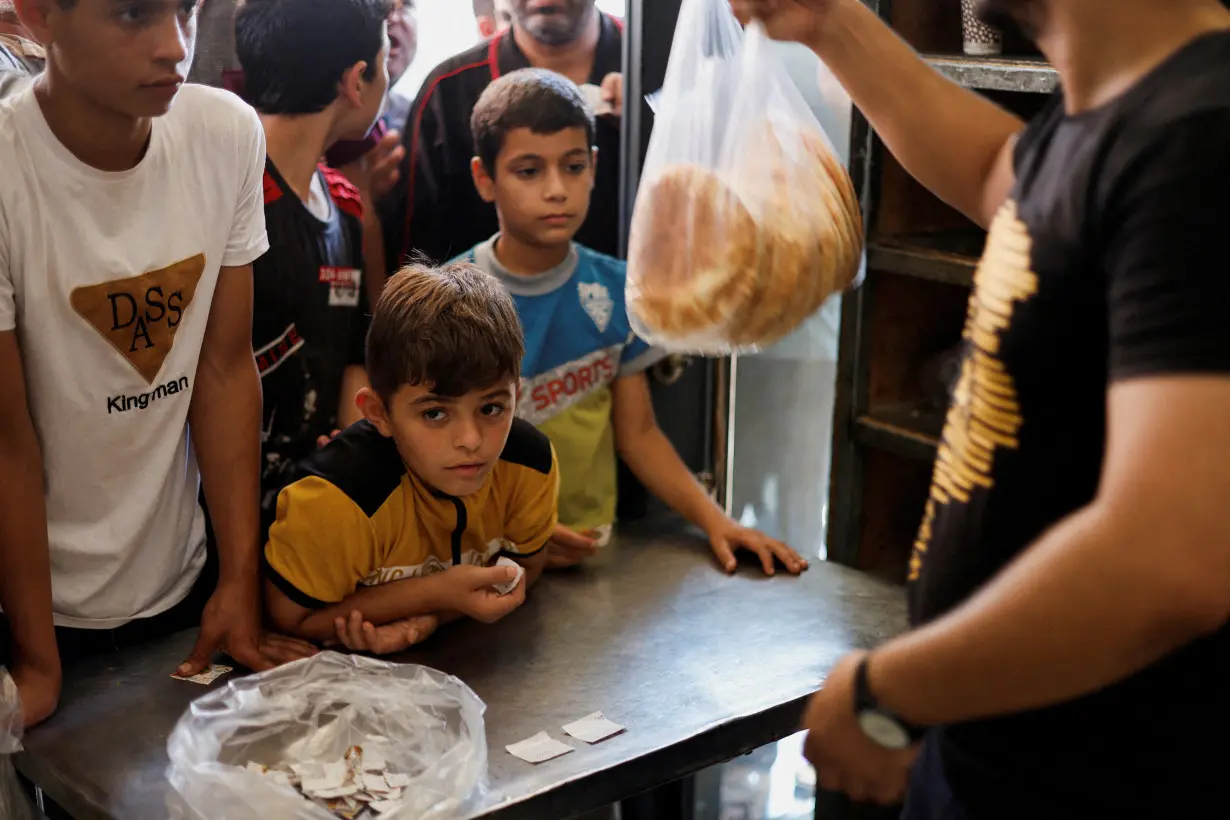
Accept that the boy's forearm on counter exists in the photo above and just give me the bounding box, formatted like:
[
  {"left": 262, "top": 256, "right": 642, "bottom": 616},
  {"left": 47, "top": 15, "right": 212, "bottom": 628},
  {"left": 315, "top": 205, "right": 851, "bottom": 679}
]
[{"left": 290, "top": 574, "right": 453, "bottom": 641}]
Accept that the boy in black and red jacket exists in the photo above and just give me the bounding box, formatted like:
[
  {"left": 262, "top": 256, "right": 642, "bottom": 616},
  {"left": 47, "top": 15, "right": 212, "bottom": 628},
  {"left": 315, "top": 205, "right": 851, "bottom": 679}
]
[{"left": 235, "top": 0, "right": 392, "bottom": 532}]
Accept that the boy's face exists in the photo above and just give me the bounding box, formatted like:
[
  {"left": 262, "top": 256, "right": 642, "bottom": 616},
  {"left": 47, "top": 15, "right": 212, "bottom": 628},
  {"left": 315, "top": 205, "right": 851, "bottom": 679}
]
[
  {"left": 472, "top": 126, "right": 596, "bottom": 251},
  {"left": 362, "top": 379, "right": 518, "bottom": 498},
  {"left": 21, "top": 0, "right": 198, "bottom": 118}
]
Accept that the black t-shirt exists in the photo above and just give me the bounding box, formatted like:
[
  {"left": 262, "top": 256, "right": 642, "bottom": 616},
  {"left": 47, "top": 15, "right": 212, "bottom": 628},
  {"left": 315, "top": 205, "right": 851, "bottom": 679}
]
[
  {"left": 378, "top": 15, "right": 625, "bottom": 269},
  {"left": 254, "top": 161, "right": 369, "bottom": 526},
  {"left": 909, "top": 32, "right": 1230, "bottom": 819}
]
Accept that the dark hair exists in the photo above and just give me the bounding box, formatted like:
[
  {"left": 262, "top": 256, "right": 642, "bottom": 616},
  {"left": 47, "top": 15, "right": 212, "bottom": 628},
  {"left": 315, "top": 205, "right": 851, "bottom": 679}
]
[
  {"left": 367, "top": 262, "right": 525, "bottom": 402},
  {"left": 235, "top": 0, "right": 391, "bottom": 115},
  {"left": 470, "top": 67, "right": 595, "bottom": 175}
]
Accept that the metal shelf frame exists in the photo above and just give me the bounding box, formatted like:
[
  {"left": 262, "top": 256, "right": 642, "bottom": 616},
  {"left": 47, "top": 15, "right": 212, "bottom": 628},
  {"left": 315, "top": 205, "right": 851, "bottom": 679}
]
[{"left": 925, "top": 54, "right": 1059, "bottom": 94}]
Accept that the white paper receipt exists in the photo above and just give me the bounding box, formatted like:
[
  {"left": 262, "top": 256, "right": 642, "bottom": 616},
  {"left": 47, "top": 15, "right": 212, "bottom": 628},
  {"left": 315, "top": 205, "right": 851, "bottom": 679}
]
[
  {"left": 171, "top": 664, "right": 233, "bottom": 685},
  {"left": 494, "top": 556, "right": 525, "bottom": 596},
  {"left": 562, "top": 712, "right": 626, "bottom": 744},
  {"left": 506, "top": 731, "right": 574, "bottom": 764}
]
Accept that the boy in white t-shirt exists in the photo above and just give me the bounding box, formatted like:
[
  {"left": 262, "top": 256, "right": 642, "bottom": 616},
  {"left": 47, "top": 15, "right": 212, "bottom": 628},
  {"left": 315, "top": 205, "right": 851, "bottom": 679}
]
[{"left": 0, "top": 0, "right": 314, "bottom": 727}]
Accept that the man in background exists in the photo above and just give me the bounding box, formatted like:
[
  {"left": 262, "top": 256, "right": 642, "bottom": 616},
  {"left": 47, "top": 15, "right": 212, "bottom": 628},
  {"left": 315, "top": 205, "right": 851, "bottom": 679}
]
[
  {"left": 0, "top": 0, "right": 43, "bottom": 97},
  {"left": 379, "top": 0, "right": 624, "bottom": 269}
]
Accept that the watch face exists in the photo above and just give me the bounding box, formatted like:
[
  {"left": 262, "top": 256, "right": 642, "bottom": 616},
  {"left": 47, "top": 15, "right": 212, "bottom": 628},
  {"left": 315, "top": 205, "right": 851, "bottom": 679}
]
[{"left": 857, "top": 710, "right": 911, "bottom": 750}]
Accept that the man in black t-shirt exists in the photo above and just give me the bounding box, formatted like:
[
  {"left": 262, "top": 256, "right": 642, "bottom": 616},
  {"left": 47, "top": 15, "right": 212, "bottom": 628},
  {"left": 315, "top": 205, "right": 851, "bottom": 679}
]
[
  {"left": 379, "top": 0, "right": 625, "bottom": 268},
  {"left": 736, "top": 0, "right": 1230, "bottom": 818},
  {"left": 235, "top": 0, "right": 390, "bottom": 532}
]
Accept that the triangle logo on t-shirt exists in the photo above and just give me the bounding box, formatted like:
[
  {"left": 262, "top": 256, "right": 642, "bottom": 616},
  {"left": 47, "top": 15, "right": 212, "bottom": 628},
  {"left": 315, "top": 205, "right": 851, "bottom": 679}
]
[{"left": 69, "top": 254, "right": 206, "bottom": 384}]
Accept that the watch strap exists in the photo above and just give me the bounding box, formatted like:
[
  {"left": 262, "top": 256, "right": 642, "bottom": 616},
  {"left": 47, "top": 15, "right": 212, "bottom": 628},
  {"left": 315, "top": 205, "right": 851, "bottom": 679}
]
[{"left": 854, "top": 654, "right": 927, "bottom": 742}]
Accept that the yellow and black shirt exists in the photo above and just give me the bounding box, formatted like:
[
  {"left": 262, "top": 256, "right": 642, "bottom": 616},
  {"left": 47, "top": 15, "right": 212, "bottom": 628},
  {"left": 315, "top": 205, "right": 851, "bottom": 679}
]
[{"left": 263, "top": 417, "right": 558, "bottom": 608}]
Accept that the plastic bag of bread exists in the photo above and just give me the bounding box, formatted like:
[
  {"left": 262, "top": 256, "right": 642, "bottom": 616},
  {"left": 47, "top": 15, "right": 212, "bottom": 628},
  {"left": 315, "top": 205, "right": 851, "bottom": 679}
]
[{"left": 626, "top": 0, "right": 864, "bottom": 353}]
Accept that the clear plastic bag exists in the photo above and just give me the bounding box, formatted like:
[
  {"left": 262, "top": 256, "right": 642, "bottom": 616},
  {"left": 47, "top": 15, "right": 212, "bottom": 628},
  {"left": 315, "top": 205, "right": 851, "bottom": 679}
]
[
  {"left": 0, "top": 668, "right": 43, "bottom": 820},
  {"left": 166, "top": 652, "right": 487, "bottom": 820},
  {"left": 626, "top": 0, "right": 865, "bottom": 354}
]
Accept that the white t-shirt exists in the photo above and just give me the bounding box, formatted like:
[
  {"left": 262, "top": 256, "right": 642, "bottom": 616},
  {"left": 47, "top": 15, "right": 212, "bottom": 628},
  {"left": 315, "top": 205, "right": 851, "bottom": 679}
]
[{"left": 0, "top": 84, "right": 269, "bottom": 628}]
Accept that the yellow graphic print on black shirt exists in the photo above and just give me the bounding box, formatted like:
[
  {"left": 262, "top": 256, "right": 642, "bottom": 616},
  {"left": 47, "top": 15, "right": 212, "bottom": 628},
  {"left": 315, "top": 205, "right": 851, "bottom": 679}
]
[{"left": 910, "top": 201, "right": 1038, "bottom": 581}]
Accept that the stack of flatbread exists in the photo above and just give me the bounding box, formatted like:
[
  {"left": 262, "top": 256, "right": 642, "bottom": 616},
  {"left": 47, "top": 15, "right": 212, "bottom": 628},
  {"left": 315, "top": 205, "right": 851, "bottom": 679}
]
[{"left": 628, "top": 120, "right": 863, "bottom": 350}]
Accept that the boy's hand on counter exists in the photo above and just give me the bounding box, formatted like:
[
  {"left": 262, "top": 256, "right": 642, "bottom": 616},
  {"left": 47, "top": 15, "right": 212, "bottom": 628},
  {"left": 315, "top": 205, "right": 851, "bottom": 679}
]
[
  {"left": 704, "top": 515, "right": 809, "bottom": 576},
  {"left": 545, "top": 524, "right": 600, "bottom": 570},
  {"left": 330, "top": 610, "right": 440, "bottom": 655},
  {"left": 443, "top": 564, "right": 527, "bottom": 624}
]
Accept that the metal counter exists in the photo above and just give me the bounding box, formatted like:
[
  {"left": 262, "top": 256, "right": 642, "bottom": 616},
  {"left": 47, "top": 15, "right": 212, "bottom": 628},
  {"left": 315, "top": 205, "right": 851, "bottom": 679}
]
[{"left": 17, "top": 520, "right": 907, "bottom": 820}]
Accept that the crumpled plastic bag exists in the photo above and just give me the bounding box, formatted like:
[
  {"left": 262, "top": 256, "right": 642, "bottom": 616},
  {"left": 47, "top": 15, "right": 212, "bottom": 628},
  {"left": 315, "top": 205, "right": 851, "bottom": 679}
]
[
  {"left": 0, "top": 667, "right": 43, "bottom": 820},
  {"left": 626, "top": 0, "right": 864, "bottom": 355},
  {"left": 166, "top": 652, "right": 487, "bottom": 820}
]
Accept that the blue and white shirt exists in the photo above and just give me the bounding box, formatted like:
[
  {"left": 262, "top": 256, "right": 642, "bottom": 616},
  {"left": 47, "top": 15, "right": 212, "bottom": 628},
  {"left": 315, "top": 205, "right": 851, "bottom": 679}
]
[{"left": 461, "top": 237, "right": 665, "bottom": 531}]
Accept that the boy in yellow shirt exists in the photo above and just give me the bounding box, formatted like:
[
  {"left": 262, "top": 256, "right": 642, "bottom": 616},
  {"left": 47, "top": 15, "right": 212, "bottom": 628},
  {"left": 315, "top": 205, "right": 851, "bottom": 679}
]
[
  {"left": 264, "top": 263, "right": 557, "bottom": 654},
  {"left": 457, "top": 69, "right": 808, "bottom": 576}
]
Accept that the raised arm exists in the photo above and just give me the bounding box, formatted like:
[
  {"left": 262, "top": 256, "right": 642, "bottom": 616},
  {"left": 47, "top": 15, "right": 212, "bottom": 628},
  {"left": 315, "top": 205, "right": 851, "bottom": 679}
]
[
  {"left": 734, "top": 0, "right": 1024, "bottom": 228},
  {"left": 0, "top": 331, "right": 59, "bottom": 727}
]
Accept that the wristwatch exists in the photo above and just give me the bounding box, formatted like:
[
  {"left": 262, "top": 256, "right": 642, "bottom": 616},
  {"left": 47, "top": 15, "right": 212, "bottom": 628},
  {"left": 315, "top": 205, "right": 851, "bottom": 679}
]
[{"left": 853, "top": 654, "right": 926, "bottom": 750}]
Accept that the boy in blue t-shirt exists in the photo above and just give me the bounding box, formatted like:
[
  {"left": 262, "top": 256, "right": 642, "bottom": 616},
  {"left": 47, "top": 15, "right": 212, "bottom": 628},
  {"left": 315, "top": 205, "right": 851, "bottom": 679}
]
[{"left": 457, "top": 68, "right": 808, "bottom": 576}]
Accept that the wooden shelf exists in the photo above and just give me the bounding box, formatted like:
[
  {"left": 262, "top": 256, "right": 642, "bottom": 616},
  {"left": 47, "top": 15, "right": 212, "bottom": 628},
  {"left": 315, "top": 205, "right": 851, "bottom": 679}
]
[
  {"left": 853, "top": 402, "right": 945, "bottom": 461},
  {"left": 867, "top": 231, "right": 983, "bottom": 287},
  {"left": 925, "top": 54, "right": 1059, "bottom": 94}
]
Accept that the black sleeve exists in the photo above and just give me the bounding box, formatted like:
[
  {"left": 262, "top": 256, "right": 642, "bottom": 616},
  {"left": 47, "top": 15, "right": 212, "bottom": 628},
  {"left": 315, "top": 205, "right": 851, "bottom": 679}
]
[
  {"left": 1102, "top": 110, "right": 1230, "bottom": 380},
  {"left": 379, "top": 74, "right": 453, "bottom": 274}
]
